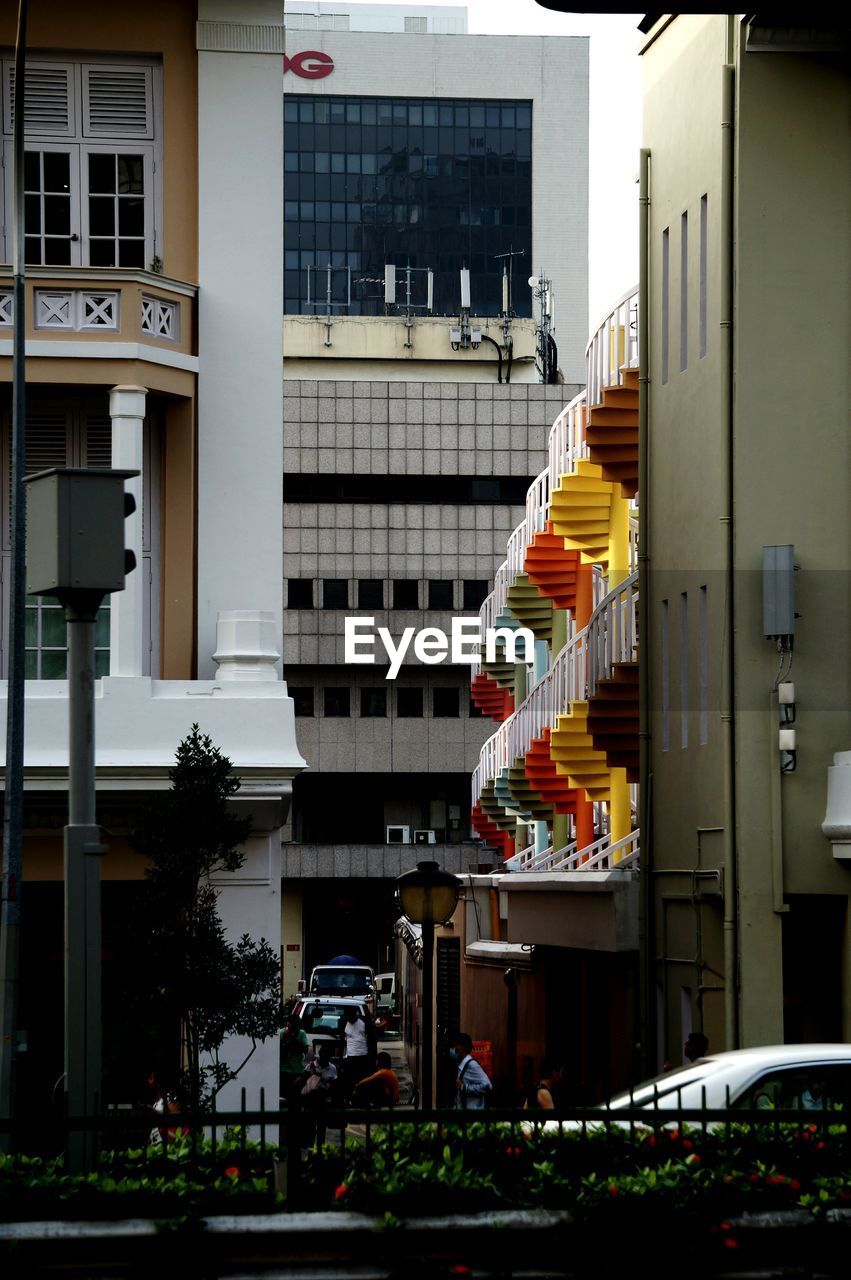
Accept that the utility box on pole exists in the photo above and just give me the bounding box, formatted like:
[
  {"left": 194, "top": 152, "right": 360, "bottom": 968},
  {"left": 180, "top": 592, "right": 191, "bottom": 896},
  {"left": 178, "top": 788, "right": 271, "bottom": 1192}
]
[
  {"left": 26, "top": 468, "right": 138, "bottom": 598},
  {"left": 25, "top": 466, "right": 138, "bottom": 1172}
]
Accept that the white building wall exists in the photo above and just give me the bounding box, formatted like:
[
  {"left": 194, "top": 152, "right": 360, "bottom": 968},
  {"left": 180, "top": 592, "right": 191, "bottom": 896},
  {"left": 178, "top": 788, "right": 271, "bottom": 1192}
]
[
  {"left": 284, "top": 3, "right": 469, "bottom": 35},
  {"left": 282, "top": 31, "right": 589, "bottom": 382},
  {"left": 197, "top": 1, "right": 285, "bottom": 680},
  {"left": 196, "top": 0, "right": 290, "bottom": 1113}
]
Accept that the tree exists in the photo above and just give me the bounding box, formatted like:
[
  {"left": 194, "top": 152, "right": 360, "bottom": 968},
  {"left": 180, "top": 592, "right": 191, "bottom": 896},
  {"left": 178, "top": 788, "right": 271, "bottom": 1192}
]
[{"left": 131, "top": 726, "right": 280, "bottom": 1109}]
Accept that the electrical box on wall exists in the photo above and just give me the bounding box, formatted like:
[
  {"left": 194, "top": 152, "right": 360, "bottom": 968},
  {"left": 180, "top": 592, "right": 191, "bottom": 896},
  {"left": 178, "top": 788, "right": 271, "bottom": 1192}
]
[{"left": 762, "top": 544, "right": 796, "bottom": 642}]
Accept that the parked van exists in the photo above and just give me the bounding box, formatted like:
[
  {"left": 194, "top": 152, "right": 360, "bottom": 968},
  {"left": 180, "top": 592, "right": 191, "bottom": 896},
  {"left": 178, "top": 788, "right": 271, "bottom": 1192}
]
[
  {"left": 299, "top": 965, "right": 376, "bottom": 1014},
  {"left": 375, "top": 972, "right": 396, "bottom": 1015}
]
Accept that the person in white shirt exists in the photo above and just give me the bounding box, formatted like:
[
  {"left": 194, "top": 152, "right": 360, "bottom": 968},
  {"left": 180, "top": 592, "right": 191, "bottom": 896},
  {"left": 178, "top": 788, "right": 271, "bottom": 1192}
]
[
  {"left": 450, "top": 1032, "right": 493, "bottom": 1110},
  {"left": 339, "top": 1006, "right": 376, "bottom": 1101}
]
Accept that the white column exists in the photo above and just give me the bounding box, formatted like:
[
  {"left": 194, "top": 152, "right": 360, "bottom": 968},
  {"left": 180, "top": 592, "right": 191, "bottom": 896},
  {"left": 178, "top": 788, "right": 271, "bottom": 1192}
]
[{"left": 108, "top": 384, "right": 147, "bottom": 677}]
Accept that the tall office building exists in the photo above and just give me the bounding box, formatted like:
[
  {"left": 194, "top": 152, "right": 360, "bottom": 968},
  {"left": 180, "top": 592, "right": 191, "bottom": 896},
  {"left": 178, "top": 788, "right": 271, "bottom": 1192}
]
[{"left": 280, "top": 9, "right": 589, "bottom": 994}]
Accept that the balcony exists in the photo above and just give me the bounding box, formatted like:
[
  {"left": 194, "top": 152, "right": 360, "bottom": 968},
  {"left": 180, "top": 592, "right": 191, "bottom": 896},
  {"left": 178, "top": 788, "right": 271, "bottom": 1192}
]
[{"left": 0, "top": 266, "right": 197, "bottom": 390}]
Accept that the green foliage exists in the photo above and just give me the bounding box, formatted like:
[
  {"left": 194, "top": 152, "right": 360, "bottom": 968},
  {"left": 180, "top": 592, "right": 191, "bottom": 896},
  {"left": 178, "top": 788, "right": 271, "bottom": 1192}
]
[{"left": 130, "top": 725, "right": 281, "bottom": 1108}]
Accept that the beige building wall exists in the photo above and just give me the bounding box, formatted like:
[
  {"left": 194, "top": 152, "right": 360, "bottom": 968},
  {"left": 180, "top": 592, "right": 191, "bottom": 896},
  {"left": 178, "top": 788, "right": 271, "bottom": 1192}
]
[{"left": 643, "top": 14, "right": 851, "bottom": 1060}]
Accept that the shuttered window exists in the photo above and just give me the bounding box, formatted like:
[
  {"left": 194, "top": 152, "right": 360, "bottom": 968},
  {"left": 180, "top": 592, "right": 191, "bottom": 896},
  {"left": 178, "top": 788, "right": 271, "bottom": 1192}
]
[
  {"left": 1, "top": 57, "right": 161, "bottom": 268},
  {"left": 1, "top": 402, "right": 160, "bottom": 679}
]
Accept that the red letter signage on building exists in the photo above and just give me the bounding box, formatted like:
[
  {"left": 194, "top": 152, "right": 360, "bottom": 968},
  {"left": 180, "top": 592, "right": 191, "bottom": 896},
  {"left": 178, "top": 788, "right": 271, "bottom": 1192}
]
[{"left": 284, "top": 51, "right": 334, "bottom": 79}]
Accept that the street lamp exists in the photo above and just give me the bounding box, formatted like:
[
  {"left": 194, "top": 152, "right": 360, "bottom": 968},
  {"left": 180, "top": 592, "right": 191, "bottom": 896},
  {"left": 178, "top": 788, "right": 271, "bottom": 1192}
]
[{"left": 395, "top": 860, "right": 460, "bottom": 1110}]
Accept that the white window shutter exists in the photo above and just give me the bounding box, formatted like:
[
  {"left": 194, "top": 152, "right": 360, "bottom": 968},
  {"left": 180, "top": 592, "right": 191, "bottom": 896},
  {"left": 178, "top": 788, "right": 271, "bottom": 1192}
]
[
  {"left": 82, "top": 65, "right": 153, "bottom": 139},
  {"left": 3, "top": 61, "right": 74, "bottom": 137}
]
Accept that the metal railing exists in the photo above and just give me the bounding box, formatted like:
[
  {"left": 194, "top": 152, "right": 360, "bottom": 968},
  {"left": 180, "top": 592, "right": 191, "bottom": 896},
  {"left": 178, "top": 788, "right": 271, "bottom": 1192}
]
[
  {"left": 587, "top": 569, "right": 638, "bottom": 692},
  {"left": 585, "top": 282, "right": 639, "bottom": 407},
  {"left": 547, "top": 389, "right": 587, "bottom": 496}
]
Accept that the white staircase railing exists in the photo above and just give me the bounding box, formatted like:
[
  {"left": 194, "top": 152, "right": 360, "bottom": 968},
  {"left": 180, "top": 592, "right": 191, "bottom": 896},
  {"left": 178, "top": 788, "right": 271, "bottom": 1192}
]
[
  {"left": 506, "top": 517, "right": 528, "bottom": 580},
  {"left": 525, "top": 467, "right": 550, "bottom": 540},
  {"left": 587, "top": 569, "right": 638, "bottom": 691},
  {"left": 507, "top": 625, "right": 587, "bottom": 765},
  {"left": 505, "top": 827, "right": 640, "bottom": 873},
  {"left": 547, "top": 390, "right": 587, "bottom": 497},
  {"left": 586, "top": 283, "right": 639, "bottom": 408}
]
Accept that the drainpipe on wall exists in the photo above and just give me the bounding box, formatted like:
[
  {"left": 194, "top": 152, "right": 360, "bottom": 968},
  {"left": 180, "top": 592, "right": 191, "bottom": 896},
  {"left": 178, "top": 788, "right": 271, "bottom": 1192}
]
[
  {"left": 720, "top": 60, "right": 740, "bottom": 1051},
  {"left": 637, "top": 147, "right": 654, "bottom": 1079}
]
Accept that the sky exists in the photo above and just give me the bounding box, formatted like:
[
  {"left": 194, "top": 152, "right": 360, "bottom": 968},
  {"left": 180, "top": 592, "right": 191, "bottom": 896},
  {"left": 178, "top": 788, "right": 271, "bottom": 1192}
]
[{"left": 351, "top": 1, "right": 644, "bottom": 326}]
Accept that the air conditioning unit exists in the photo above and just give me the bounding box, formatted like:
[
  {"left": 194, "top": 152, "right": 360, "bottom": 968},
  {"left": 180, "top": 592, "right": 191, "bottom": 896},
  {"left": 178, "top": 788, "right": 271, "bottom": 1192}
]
[
  {"left": 386, "top": 825, "right": 411, "bottom": 845},
  {"left": 414, "top": 829, "right": 437, "bottom": 845}
]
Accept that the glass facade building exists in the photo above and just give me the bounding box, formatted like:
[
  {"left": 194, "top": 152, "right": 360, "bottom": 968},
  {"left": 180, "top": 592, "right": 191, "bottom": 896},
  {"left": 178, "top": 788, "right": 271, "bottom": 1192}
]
[{"left": 284, "top": 95, "right": 533, "bottom": 317}]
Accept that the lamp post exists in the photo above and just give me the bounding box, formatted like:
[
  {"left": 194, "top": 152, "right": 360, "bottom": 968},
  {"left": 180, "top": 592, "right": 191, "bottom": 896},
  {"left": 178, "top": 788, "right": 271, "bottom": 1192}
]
[{"left": 395, "top": 860, "right": 460, "bottom": 1110}]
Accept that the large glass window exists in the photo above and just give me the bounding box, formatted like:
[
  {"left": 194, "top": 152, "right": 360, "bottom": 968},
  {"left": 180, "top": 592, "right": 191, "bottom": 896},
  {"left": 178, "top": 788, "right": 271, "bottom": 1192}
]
[{"left": 284, "top": 95, "right": 533, "bottom": 317}]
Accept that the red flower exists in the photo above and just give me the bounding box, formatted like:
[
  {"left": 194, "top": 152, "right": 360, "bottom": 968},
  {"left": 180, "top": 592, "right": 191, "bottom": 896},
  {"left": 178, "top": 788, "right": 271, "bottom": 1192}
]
[
  {"left": 334, "top": 1183, "right": 349, "bottom": 1200},
  {"left": 807, "top": 1124, "right": 817, "bottom": 1133},
  {"left": 747, "top": 1173, "right": 760, "bottom": 1183},
  {"left": 450, "top": 1267, "right": 471, "bottom": 1276},
  {"left": 767, "top": 1175, "right": 786, "bottom": 1186},
  {"left": 224, "top": 1166, "right": 239, "bottom": 1180},
  {"left": 686, "top": 1154, "right": 701, "bottom": 1166},
  {"left": 608, "top": 1184, "right": 619, "bottom": 1198},
  {"left": 720, "top": 1222, "right": 732, "bottom": 1232},
  {"left": 647, "top": 1136, "right": 656, "bottom": 1148},
  {"left": 681, "top": 1139, "right": 693, "bottom": 1151},
  {"left": 723, "top": 1238, "right": 738, "bottom": 1250},
  {"left": 800, "top": 1132, "right": 810, "bottom": 1142},
  {"left": 789, "top": 1180, "right": 801, "bottom": 1193}
]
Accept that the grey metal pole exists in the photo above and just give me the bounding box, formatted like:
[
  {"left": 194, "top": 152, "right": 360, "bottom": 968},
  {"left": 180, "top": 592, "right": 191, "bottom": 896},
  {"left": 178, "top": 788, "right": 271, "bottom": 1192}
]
[
  {"left": 0, "top": 0, "right": 29, "bottom": 1150},
  {"left": 64, "top": 597, "right": 105, "bottom": 1174},
  {"left": 421, "top": 923, "right": 435, "bottom": 1110}
]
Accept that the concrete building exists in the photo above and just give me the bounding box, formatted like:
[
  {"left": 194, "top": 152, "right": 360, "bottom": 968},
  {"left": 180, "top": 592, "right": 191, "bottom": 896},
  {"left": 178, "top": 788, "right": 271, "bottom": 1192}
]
[
  {"left": 640, "top": 14, "right": 851, "bottom": 1061},
  {"left": 0, "top": 1, "right": 303, "bottom": 1112},
  {"left": 280, "top": 12, "right": 589, "bottom": 998}
]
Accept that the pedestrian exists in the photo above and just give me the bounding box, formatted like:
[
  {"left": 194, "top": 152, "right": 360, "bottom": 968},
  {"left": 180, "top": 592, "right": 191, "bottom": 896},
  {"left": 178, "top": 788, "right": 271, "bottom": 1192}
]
[
  {"left": 339, "top": 1005, "right": 377, "bottom": 1101},
  {"left": 300, "top": 1042, "right": 338, "bottom": 1147},
  {"left": 279, "top": 1012, "right": 310, "bottom": 1103},
  {"left": 450, "top": 1032, "right": 492, "bottom": 1110},
  {"left": 684, "top": 1031, "right": 709, "bottom": 1063},
  {"left": 523, "top": 1059, "right": 562, "bottom": 1111},
  {"left": 352, "top": 1051, "right": 400, "bottom": 1107}
]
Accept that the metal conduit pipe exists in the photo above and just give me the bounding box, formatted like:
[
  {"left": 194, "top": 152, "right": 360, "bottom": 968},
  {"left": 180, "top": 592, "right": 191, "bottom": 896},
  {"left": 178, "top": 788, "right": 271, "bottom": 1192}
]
[
  {"left": 720, "top": 58, "right": 739, "bottom": 1050},
  {"left": 637, "top": 147, "right": 654, "bottom": 1078}
]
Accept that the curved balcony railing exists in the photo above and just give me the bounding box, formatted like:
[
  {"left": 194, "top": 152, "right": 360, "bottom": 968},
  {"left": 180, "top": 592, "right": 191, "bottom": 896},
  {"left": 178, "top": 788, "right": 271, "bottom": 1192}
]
[
  {"left": 547, "top": 390, "right": 587, "bottom": 496},
  {"left": 507, "top": 827, "right": 640, "bottom": 874},
  {"left": 507, "top": 625, "right": 587, "bottom": 765},
  {"left": 586, "top": 283, "right": 639, "bottom": 408},
  {"left": 587, "top": 569, "right": 638, "bottom": 691},
  {"left": 506, "top": 517, "right": 528, "bottom": 580},
  {"left": 525, "top": 467, "right": 550, "bottom": 539}
]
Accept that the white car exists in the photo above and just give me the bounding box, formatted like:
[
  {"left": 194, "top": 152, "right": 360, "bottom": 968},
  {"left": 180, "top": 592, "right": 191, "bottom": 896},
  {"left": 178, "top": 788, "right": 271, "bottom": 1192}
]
[
  {"left": 602, "top": 1044, "right": 851, "bottom": 1113},
  {"left": 292, "top": 995, "right": 370, "bottom": 1062}
]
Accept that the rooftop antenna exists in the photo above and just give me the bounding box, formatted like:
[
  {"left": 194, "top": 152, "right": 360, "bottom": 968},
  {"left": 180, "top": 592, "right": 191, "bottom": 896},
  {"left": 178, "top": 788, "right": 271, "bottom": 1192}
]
[
  {"left": 494, "top": 247, "right": 524, "bottom": 349},
  {"left": 306, "top": 263, "right": 352, "bottom": 347},
  {"left": 384, "top": 262, "right": 434, "bottom": 349},
  {"left": 449, "top": 266, "right": 481, "bottom": 351},
  {"left": 529, "top": 273, "right": 556, "bottom": 384}
]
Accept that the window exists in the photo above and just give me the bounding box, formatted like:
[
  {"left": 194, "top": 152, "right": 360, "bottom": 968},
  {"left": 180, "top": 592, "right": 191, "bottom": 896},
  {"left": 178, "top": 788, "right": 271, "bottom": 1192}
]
[
  {"left": 433, "top": 687, "right": 459, "bottom": 718},
  {"left": 290, "top": 686, "right": 314, "bottom": 717},
  {"left": 680, "top": 592, "right": 689, "bottom": 749},
  {"left": 699, "top": 195, "right": 708, "bottom": 359},
  {"left": 428, "top": 580, "right": 454, "bottom": 610},
  {"left": 283, "top": 94, "right": 533, "bottom": 318},
  {"left": 358, "top": 578, "right": 384, "bottom": 608},
  {"left": 396, "top": 686, "right": 423, "bottom": 717},
  {"left": 288, "top": 579, "right": 314, "bottom": 608},
  {"left": 323, "top": 579, "right": 349, "bottom": 609},
  {"left": 661, "top": 227, "right": 670, "bottom": 384},
  {"left": 323, "top": 686, "right": 350, "bottom": 717},
  {"left": 699, "top": 585, "right": 708, "bottom": 745},
  {"left": 2, "top": 58, "right": 160, "bottom": 269},
  {"left": 360, "top": 687, "right": 387, "bottom": 717},
  {"left": 404, "top": 16, "right": 428, "bottom": 32},
  {"left": 680, "top": 211, "right": 688, "bottom": 372},
  {"left": 393, "top": 579, "right": 419, "bottom": 609},
  {"left": 661, "top": 599, "right": 670, "bottom": 751},
  {"left": 5, "top": 400, "right": 159, "bottom": 679},
  {"left": 463, "top": 580, "right": 489, "bottom": 609},
  {"left": 735, "top": 1066, "right": 851, "bottom": 1112}
]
